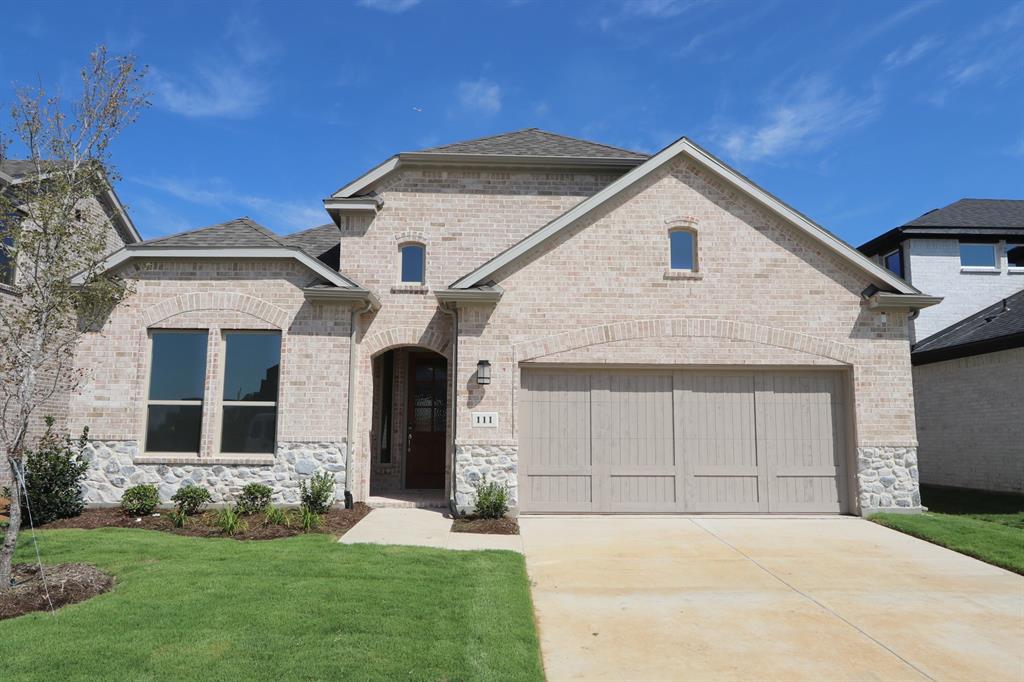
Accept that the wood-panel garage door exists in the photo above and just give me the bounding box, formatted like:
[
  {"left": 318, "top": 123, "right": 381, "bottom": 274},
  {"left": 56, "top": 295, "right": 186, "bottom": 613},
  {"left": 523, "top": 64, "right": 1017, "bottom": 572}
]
[{"left": 518, "top": 369, "right": 849, "bottom": 513}]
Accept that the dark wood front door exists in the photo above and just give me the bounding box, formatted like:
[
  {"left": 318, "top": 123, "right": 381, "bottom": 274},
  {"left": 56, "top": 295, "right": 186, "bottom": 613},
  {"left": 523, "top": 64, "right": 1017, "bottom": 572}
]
[{"left": 405, "top": 352, "right": 447, "bottom": 489}]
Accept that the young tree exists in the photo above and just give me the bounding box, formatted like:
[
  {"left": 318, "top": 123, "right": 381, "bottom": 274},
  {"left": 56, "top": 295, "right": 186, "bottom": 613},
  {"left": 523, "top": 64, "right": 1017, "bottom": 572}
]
[{"left": 0, "top": 47, "right": 147, "bottom": 589}]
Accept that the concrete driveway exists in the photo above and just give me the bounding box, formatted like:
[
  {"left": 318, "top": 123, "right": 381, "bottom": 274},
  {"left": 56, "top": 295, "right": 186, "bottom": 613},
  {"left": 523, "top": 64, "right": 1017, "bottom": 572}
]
[{"left": 520, "top": 516, "right": 1024, "bottom": 681}]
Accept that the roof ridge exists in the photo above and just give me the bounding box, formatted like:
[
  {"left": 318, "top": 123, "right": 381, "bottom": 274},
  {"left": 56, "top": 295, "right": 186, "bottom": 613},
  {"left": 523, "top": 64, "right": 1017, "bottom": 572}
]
[
  {"left": 528, "top": 128, "right": 648, "bottom": 158},
  {"left": 419, "top": 128, "right": 539, "bottom": 153},
  {"left": 418, "top": 128, "right": 647, "bottom": 158},
  {"left": 236, "top": 216, "right": 289, "bottom": 247}
]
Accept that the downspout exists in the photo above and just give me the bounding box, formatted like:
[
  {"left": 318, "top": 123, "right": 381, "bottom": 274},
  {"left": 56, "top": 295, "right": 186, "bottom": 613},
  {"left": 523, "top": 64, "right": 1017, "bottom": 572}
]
[
  {"left": 344, "top": 300, "right": 373, "bottom": 509},
  {"left": 439, "top": 302, "right": 459, "bottom": 515}
]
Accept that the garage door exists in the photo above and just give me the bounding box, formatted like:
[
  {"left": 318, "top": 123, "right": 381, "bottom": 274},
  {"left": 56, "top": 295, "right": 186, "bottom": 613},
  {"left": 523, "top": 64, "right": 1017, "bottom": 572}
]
[{"left": 518, "top": 369, "right": 849, "bottom": 513}]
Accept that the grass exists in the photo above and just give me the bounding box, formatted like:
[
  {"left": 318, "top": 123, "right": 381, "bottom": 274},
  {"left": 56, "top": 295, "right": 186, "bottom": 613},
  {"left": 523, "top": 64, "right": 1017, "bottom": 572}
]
[
  {"left": 872, "top": 485, "right": 1024, "bottom": 575},
  {"left": 1, "top": 529, "right": 544, "bottom": 681}
]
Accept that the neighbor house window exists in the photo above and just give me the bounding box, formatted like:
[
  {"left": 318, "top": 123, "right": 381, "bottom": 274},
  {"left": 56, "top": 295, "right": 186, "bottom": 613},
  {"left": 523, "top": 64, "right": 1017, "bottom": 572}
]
[
  {"left": 145, "top": 331, "right": 208, "bottom": 454},
  {"left": 400, "top": 243, "right": 425, "bottom": 283},
  {"left": 883, "top": 249, "right": 903, "bottom": 278},
  {"left": 220, "top": 332, "right": 280, "bottom": 454},
  {"left": 0, "top": 236, "right": 14, "bottom": 286},
  {"left": 1007, "top": 243, "right": 1024, "bottom": 270},
  {"left": 960, "top": 242, "right": 996, "bottom": 268},
  {"left": 669, "top": 229, "right": 696, "bottom": 271}
]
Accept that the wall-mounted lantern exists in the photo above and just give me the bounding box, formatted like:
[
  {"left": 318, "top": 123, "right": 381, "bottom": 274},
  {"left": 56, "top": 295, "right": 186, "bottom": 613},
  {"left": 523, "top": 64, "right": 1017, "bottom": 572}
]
[{"left": 476, "top": 360, "right": 491, "bottom": 385}]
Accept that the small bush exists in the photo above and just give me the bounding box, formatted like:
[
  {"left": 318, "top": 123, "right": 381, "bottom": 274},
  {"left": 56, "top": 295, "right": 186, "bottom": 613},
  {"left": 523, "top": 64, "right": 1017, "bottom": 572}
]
[
  {"left": 473, "top": 481, "right": 510, "bottom": 519},
  {"left": 20, "top": 420, "right": 90, "bottom": 525},
  {"left": 214, "top": 507, "right": 248, "bottom": 535},
  {"left": 170, "top": 508, "right": 188, "bottom": 528},
  {"left": 299, "top": 472, "right": 335, "bottom": 515},
  {"left": 235, "top": 483, "right": 273, "bottom": 515},
  {"left": 299, "top": 506, "right": 321, "bottom": 531},
  {"left": 171, "top": 484, "right": 212, "bottom": 515},
  {"left": 121, "top": 484, "right": 160, "bottom": 516},
  {"left": 264, "top": 505, "right": 291, "bottom": 527}
]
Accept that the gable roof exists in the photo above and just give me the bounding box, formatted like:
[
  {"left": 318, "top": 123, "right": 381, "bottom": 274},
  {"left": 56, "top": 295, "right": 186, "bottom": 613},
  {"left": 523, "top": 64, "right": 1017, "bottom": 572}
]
[
  {"left": 448, "top": 135, "right": 921, "bottom": 298},
  {"left": 859, "top": 198, "right": 1024, "bottom": 256},
  {"left": 281, "top": 223, "right": 340, "bottom": 270},
  {"left": 328, "top": 128, "right": 647, "bottom": 201},
  {"left": 1, "top": 158, "right": 141, "bottom": 244},
  {"left": 913, "top": 289, "right": 1024, "bottom": 365},
  {"left": 419, "top": 128, "right": 648, "bottom": 160},
  {"left": 74, "top": 217, "right": 357, "bottom": 289}
]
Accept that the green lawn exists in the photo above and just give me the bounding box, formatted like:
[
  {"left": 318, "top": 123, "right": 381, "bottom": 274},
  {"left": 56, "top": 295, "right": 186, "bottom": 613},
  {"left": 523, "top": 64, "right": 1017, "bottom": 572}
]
[
  {"left": 872, "top": 485, "right": 1024, "bottom": 575},
  {"left": 2, "top": 529, "right": 544, "bottom": 681}
]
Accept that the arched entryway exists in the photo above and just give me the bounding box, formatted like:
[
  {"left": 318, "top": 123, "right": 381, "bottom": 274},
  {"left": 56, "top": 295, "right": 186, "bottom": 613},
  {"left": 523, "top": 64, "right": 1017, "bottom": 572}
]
[{"left": 370, "top": 347, "right": 449, "bottom": 493}]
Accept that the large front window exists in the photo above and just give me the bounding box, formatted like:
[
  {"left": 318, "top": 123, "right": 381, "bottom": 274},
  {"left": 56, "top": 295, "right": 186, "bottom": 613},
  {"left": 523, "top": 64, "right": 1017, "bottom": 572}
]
[
  {"left": 145, "top": 331, "right": 208, "bottom": 454},
  {"left": 220, "top": 332, "right": 280, "bottom": 454}
]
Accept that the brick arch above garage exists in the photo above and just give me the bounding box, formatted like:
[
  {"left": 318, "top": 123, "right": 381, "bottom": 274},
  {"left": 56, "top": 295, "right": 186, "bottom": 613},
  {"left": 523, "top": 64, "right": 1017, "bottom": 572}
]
[{"left": 513, "top": 318, "right": 857, "bottom": 365}]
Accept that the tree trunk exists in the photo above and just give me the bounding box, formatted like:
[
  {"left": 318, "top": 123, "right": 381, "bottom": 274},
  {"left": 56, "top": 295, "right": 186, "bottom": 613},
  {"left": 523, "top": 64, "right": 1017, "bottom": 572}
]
[{"left": 0, "top": 456, "right": 22, "bottom": 591}]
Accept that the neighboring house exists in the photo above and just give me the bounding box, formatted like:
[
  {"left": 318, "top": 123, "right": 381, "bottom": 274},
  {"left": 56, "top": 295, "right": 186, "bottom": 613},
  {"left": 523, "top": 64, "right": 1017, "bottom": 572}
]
[
  {"left": 860, "top": 199, "right": 1023, "bottom": 494},
  {"left": 68, "top": 129, "right": 940, "bottom": 515},
  {"left": 911, "top": 290, "right": 1023, "bottom": 493},
  {"left": 0, "top": 159, "right": 141, "bottom": 484},
  {"left": 859, "top": 199, "right": 1024, "bottom": 343}
]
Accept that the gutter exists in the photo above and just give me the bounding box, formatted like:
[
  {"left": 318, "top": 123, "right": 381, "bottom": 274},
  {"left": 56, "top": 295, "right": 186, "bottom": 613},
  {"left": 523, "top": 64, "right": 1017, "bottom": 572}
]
[
  {"left": 865, "top": 292, "right": 943, "bottom": 311},
  {"left": 344, "top": 298, "right": 375, "bottom": 509}
]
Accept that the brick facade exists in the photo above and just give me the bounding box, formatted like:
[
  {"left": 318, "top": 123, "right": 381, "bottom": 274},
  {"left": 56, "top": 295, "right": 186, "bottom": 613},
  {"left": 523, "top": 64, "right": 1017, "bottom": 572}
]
[
  {"left": 66, "top": 154, "right": 923, "bottom": 514},
  {"left": 913, "top": 348, "right": 1024, "bottom": 493}
]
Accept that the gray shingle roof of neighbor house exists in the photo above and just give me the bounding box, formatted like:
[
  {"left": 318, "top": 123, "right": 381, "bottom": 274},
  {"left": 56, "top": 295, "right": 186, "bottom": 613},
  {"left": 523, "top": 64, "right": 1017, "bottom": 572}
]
[
  {"left": 859, "top": 199, "right": 1024, "bottom": 256},
  {"left": 0, "top": 159, "right": 51, "bottom": 180},
  {"left": 912, "top": 289, "right": 1024, "bottom": 365},
  {"left": 418, "top": 128, "right": 649, "bottom": 160}
]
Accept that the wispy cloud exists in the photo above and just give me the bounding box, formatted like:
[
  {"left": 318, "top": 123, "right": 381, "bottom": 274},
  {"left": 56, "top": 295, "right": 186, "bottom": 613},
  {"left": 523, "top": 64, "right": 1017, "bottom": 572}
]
[
  {"left": 848, "top": 0, "right": 936, "bottom": 49},
  {"left": 623, "top": 0, "right": 700, "bottom": 19},
  {"left": 883, "top": 35, "right": 942, "bottom": 69},
  {"left": 718, "top": 76, "right": 882, "bottom": 163},
  {"left": 135, "top": 177, "right": 324, "bottom": 231},
  {"left": 151, "top": 12, "right": 279, "bottom": 119},
  {"left": 357, "top": 0, "right": 421, "bottom": 13},
  {"left": 932, "top": 2, "right": 1024, "bottom": 101},
  {"left": 457, "top": 78, "right": 502, "bottom": 114}
]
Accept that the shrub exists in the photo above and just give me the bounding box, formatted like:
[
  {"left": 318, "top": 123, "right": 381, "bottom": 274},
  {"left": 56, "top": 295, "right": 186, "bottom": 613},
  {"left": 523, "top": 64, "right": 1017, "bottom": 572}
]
[
  {"left": 473, "top": 481, "right": 510, "bottom": 519},
  {"left": 299, "top": 472, "right": 335, "bottom": 515},
  {"left": 171, "top": 484, "right": 212, "bottom": 515},
  {"left": 121, "top": 484, "right": 160, "bottom": 516},
  {"left": 299, "top": 506, "right": 321, "bottom": 531},
  {"left": 214, "top": 507, "right": 248, "bottom": 535},
  {"left": 264, "top": 505, "right": 291, "bottom": 527},
  {"left": 19, "top": 420, "right": 90, "bottom": 525},
  {"left": 235, "top": 483, "right": 273, "bottom": 515}
]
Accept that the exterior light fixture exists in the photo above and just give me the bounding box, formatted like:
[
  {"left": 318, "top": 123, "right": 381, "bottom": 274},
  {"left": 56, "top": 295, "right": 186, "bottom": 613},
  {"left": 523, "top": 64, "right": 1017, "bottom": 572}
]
[{"left": 476, "top": 360, "right": 491, "bottom": 385}]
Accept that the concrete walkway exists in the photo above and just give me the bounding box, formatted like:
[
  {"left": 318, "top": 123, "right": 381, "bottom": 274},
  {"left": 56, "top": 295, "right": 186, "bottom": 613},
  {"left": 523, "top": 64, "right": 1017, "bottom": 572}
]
[
  {"left": 521, "top": 515, "right": 1024, "bottom": 681},
  {"left": 339, "top": 507, "right": 522, "bottom": 552}
]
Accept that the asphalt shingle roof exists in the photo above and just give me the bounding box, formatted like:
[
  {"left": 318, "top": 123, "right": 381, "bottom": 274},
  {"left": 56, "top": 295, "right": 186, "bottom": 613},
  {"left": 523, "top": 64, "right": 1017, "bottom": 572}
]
[
  {"left": 417, "top": 128, "right": 648, "bottom": 160},
  {"left": 904, "top": 199, "right": 1024, "bottom": 229},
  {"left": 281, "top": 224, "right": 340, "bottom": 269},
  {"left": 913, "top": 289, "right": 1024, "bottom": 358},
  {"left": 0, "top": 159, "right": 43, "bottom": 179},
  {"left": 133, "top": 217, "right": 285, "bottom": 249}
]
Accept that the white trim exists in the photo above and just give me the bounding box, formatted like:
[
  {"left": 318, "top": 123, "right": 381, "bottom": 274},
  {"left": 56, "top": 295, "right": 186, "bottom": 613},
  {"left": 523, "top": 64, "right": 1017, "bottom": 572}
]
[
  {"left": 449, "top": 137, "right": 919, "bottom": 295},
  {"left": 72, "top": 246, "right": 359, "bottom": 288},
  {"left": 331, "top": 156, "right": 399, "bottom": 198},
  {"left": 323, "top": 198, "right": 381, "bottom": 212}
]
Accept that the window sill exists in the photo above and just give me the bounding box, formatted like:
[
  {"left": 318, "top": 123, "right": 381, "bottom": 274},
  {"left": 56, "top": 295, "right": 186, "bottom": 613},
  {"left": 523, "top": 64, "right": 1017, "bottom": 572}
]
[
  {"left": 960, "top": 266, "right": 1000, "bottom": 274},
  {"left": 1009, "top": 268, "right": 1024, "bottom": 274},
  {"left": 391, "top": 284, "right": 429, "bottom": 294},
  {"left": 135, "top": 454, "right": 276, "bottom": 466},
  {"left": 663, "top": 269, "right": 703, "bottom": 281}
]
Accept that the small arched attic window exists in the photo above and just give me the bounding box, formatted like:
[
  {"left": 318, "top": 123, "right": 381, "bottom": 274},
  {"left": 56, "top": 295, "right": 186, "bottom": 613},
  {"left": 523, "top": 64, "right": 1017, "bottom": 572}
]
[
  {"left": 400, "top": 243, "right": 425, "bottom": 284},
  {"left": 668, "top": 222, "right": 698, "bottom": 272}
]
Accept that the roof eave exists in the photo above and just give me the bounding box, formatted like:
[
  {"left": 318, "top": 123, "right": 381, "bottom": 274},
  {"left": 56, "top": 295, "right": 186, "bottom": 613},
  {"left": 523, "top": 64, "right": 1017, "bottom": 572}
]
[
  {"left": 434, "top": 286, "right": 504, "bottom": 305},
  {"left": 912, "top": 332, "right": 1024, "bottom": 366},
  {"left": 303, "top": 286, "right": 381, "bottom": 309},
  {"left": 866, "top": 292, "right": 943, "bottom": 311}
]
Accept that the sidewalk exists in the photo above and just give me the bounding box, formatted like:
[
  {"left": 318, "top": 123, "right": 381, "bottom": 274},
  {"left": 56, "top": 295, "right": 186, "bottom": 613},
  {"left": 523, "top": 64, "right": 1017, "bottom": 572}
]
[{"left": 339, "top": 507, "right": 523, "bottom": 552}]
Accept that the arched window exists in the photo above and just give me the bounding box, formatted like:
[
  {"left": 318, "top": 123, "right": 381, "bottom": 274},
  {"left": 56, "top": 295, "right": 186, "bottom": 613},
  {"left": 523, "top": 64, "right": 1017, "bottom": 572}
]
[
  {"left": 669, "top": 229, "right": 696, "bottom": 271},
  {"left": 400, "top": 243, "right": 425, "bottom": 283}
]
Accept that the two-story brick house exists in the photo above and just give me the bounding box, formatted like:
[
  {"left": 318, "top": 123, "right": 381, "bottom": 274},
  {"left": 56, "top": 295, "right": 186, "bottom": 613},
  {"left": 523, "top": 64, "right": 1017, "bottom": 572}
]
[
  {"left": 860, "top": 199, "right": 1023, "bottom": 493},
  {"left": 69, "top": 129, "right": 941, "bottom": 515}
]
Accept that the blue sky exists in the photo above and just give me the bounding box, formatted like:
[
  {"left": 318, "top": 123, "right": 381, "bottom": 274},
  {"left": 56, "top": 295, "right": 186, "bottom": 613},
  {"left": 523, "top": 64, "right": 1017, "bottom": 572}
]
[{"left": 2, "top": 0, "right": 1022, "bottom": 247}]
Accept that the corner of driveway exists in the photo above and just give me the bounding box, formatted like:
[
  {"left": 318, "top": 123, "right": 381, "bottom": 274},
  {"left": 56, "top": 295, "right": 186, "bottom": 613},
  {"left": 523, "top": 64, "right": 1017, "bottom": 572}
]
[{"left": 520, "top": 516, "right": 1024, "bottom": 681}]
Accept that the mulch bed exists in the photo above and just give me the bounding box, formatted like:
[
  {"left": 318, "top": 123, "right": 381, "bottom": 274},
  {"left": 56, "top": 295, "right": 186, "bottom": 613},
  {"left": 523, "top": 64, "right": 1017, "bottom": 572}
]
[
  {"left": 44, "top": 503, "right": 372, "bottom": 541},
  {"left": 0, "top": 496, "right": 8, "bottom": 524},
  {"left": 1, "top": 562, "right": 114, "bottom": 621},
  {"left": 450, "top": 516, "right": 519, "bottom": 535}
]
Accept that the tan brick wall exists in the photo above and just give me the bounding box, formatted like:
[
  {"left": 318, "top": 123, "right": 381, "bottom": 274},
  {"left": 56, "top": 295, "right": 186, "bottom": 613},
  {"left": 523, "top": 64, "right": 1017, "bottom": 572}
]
[
  {"left": 913, "top": 348, "right": 1024, "bottom": 493},
  {"left": 68, "top": 258, "right": 351, "bottom": 455}
]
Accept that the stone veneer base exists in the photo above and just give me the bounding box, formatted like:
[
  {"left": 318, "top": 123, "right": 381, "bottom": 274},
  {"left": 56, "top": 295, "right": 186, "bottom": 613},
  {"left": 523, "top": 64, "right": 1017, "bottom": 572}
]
[
  {"left": 856, "top": 445, "right": 922, "bottom": 514},
  {"left": 80, "top": 440, "right": 347, "bottom": 505},
  {"left": 454, "top": 443, "right": 519, "bottom": 516}
]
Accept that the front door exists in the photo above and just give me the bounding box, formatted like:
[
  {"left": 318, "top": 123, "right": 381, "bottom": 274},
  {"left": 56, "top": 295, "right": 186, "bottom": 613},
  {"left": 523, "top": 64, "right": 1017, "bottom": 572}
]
[{"left": 405, "top": 352, "right": 447, "bottom": 489}]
